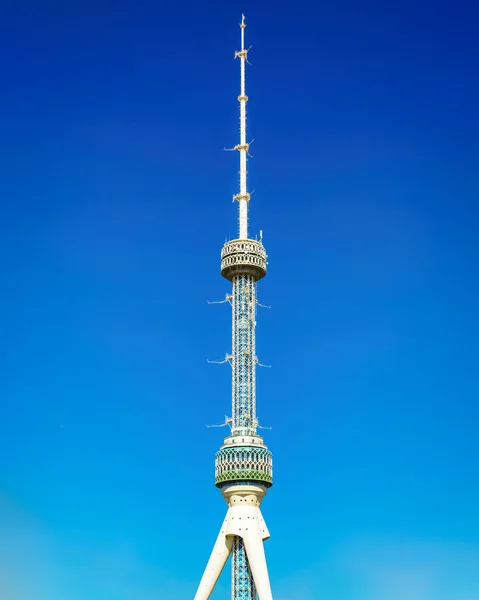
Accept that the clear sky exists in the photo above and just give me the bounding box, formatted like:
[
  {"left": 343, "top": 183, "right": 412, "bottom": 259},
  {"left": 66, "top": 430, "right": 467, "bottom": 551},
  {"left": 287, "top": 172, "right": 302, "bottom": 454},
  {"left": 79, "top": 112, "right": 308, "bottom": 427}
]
[{"left": 1, "top": 1, "right": 478, "bottom": 599}]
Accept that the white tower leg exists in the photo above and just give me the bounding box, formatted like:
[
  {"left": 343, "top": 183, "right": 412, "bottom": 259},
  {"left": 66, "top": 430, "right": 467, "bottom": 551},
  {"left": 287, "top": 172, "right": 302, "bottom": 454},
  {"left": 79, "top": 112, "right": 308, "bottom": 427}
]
[
  {"left": 194, "top": 515, "right": 234, "bottom": 600},
  {"left": 242, "top": 513, "right": 273, "bottom": 600}
]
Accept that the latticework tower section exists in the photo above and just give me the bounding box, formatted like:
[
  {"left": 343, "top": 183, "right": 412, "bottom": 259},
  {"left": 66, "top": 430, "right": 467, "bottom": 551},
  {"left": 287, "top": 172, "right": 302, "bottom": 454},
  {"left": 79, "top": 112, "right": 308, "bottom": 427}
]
[
  {"left": 233, "top": 537, "right": 257, "bottom": 600},
  {"left": 232, "top": 273, "right": 256, "bottom": 433}
]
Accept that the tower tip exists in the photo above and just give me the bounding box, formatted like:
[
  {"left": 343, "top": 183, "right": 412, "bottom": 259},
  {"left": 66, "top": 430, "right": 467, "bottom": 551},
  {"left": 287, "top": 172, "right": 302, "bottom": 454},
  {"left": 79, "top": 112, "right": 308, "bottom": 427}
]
[{"left": 240, "top": 14, "right": 246, "bottom": 28}]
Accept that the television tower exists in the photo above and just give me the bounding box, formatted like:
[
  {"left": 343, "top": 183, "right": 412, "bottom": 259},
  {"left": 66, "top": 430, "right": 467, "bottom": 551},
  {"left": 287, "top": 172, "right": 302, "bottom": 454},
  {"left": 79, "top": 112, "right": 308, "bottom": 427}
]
[{"left": 194, "top": 15, "right": 274, "bottom": 600}]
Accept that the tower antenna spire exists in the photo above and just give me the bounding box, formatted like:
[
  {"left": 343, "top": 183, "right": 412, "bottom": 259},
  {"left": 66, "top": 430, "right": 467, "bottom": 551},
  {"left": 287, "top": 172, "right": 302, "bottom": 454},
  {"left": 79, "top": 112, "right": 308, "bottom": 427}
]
[{"left": 234, "top": 13, "right": 251, "bottom": 239}]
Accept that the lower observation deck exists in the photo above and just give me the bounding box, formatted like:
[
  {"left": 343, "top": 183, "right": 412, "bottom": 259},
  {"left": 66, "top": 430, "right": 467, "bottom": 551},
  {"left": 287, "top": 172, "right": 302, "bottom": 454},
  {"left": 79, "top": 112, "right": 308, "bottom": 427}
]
[
  {"left": 215, "top": 436, "right": 273, "bottom": 488},
  {"left": 221, "top": 239, "right": 267, "bottom": 281}
]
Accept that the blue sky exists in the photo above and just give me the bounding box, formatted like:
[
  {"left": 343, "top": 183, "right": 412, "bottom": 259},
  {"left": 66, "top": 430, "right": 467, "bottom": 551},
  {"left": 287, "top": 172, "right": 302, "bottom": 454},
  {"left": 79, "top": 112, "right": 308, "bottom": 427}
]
[{"left": 1, "top": 0, "right": 478, "bottom": 598}]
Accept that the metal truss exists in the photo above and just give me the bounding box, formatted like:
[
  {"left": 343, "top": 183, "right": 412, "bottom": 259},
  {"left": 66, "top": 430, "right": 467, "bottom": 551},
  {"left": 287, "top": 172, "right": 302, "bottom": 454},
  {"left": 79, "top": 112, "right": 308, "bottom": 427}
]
[
  {"left": 232, "top": 273, "right": 257, "bottom": 435},
  {"left": 232, "top": 536, "right": 257, "bottom": 600}
]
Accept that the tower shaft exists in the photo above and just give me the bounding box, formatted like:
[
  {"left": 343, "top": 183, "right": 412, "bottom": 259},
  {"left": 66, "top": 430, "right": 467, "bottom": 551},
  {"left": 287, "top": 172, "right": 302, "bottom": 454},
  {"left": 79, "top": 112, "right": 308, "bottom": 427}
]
[{"left": 232, "top": 273, "right": 257, "bottom": 432}]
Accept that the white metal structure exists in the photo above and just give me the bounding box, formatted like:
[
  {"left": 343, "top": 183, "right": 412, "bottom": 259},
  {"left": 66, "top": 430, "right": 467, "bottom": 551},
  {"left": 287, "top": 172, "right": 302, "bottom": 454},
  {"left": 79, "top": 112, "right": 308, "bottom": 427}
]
[
  {"left": 235, "top": 13, "right": 250, "bottom": 240},
  {"left": 193, "top": 15, "right": 274, "bottom": 600}
]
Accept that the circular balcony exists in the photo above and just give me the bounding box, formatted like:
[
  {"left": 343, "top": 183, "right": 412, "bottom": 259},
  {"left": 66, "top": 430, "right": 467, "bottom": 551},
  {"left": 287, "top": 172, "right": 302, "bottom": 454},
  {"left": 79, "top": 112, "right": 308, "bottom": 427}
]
[{"left": 221, "top": 239, "right": 267, "bottom": 281}]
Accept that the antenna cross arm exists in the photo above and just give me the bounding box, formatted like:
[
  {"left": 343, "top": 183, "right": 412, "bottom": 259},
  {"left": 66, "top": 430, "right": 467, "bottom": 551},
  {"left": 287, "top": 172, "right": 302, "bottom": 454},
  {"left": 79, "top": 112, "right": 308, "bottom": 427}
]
[
  {"left": 234, "top": 49, "right": 249, "bottom": 59},
  {"left": 234, "top": 192, "right": 251, "bottom": 202}
]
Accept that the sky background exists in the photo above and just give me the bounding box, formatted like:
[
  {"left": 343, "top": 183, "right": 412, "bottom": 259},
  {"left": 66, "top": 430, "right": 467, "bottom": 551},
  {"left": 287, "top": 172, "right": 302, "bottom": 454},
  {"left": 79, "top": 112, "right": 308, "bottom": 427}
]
[{"left": 1, "top": 0, "right": 478, "bottom": 599}]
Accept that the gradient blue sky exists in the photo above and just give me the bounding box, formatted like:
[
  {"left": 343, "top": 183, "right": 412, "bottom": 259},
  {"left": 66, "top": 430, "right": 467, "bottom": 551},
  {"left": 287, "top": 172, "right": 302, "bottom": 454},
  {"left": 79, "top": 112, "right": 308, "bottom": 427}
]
[{"left": 1, "top": 1, "right": 478, "bottom": 598}]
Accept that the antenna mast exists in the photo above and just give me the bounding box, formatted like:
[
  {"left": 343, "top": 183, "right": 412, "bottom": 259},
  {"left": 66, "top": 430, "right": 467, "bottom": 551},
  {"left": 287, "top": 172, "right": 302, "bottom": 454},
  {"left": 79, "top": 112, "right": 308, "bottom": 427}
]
[{"left": 235, "top": 14, "right": 251, "bottom": 240}]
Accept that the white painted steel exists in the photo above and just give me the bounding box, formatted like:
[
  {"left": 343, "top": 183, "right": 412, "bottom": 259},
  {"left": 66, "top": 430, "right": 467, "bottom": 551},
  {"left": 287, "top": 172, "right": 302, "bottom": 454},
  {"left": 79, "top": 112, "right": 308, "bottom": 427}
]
[
  {"left": 193, "top": 521, "right": 234, "bottom": 600},
  {"left": 243, "top": 530, "right": 273, "bottom": 600},
  {"left": 238, "top": 15, "right": 249, "bottom": 240}
]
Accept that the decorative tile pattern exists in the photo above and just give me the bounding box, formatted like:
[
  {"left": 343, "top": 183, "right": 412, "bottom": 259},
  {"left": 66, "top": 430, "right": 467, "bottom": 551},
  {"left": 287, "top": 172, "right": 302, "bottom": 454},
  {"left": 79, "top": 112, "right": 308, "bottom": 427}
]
[{"left": 216, "top": 446, "right": 273, "bottom": 487}]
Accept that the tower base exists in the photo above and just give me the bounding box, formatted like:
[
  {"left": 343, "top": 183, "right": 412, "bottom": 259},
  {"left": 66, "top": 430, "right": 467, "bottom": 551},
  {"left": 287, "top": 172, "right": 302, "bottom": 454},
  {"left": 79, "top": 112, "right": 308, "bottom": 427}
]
[{"left": 193, "top": 485, "right": 273, "bottom": 600}]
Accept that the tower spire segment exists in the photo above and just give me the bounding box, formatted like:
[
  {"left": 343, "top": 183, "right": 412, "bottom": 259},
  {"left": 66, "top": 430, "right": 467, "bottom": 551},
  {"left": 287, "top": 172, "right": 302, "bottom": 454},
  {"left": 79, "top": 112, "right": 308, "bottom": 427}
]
[
  {"left": 235, "top": 13, "right": 251, "bottom": 240},
  {"left": 194, "top": 17, "right": 274, "bottom": 600}
]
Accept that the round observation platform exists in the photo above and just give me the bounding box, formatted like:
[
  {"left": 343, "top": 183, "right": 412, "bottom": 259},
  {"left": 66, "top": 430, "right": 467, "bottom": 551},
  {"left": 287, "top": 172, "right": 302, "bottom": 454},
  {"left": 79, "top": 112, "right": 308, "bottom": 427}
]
[
  {"left": 215, "top": 445, "right": 273, "bottom": 488},
  {"left": 221, "top": 239, "right": 267, "bottom": 281}
]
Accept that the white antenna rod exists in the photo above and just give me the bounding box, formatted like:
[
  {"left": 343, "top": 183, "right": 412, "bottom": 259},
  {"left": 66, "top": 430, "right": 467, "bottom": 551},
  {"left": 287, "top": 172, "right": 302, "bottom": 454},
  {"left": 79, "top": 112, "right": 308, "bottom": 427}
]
[{"left": 234, "top": 14, "right": 251, "bottom": 239}]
